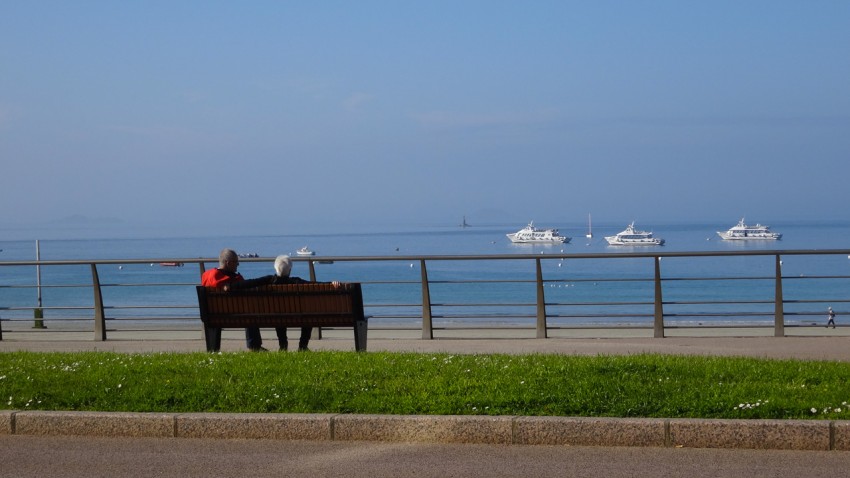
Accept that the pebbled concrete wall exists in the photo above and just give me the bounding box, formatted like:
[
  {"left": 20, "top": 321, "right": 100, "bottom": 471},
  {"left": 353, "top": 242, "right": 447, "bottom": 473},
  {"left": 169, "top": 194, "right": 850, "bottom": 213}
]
[{"left": 2, "top": 410, "right": 849, "bottom": 451}]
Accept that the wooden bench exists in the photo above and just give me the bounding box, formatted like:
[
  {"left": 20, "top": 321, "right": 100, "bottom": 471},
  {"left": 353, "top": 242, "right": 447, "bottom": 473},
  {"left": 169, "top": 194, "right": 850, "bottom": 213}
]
[{"left": 196, "top": 282, "right": 367, "bottom": 352}]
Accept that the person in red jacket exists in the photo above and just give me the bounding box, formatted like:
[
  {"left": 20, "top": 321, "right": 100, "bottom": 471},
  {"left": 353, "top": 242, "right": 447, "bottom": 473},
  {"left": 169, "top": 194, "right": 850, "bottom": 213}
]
[{"left": 200, "top": 248, "right": 265, "bottom": 351}]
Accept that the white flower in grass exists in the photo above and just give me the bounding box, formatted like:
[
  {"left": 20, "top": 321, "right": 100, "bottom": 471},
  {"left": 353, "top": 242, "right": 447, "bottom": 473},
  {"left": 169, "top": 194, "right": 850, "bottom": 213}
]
[{"left": 811, "top": 408, "right": 818, "bottom": 414}]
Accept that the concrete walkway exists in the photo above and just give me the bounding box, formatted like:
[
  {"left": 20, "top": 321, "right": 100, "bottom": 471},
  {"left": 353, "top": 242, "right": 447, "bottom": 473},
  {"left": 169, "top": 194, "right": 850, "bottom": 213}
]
[{"left": 2, "top": 327, "right": 850, "bottom": 360}]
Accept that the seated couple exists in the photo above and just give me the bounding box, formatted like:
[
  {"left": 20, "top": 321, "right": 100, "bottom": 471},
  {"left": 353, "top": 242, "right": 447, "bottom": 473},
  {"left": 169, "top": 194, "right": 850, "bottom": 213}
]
[{"left": 200, "top": 249, "right": 340, "bottom": 352}]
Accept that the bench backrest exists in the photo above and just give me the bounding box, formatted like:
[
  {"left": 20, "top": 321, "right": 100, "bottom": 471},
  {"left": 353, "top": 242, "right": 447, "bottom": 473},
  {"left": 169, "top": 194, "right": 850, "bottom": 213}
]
[{"left": 196, "top": 282, "right": 365, "bottom": 328}]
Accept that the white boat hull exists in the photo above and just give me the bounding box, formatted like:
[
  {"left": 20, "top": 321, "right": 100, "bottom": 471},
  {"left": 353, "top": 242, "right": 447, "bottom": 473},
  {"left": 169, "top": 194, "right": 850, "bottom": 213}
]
[
  {"left": 506, "top": 222, "right": 571, "bottom": 244},
  {"left": 507, "top": 233, "right": 569, "bottom": 244},
  {"left": 604, "top": 236, "right": 665, "bottom": 246}
]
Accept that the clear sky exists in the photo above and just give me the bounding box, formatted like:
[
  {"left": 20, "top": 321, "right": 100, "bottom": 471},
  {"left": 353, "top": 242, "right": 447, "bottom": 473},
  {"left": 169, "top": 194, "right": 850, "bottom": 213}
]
[{"left": 2, "top": 1, "right": 849, "bottom": 238}]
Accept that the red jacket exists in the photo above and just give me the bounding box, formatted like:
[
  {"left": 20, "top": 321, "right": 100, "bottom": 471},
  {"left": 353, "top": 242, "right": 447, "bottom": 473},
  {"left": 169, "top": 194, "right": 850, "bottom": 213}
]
[{"left": 200, "top": 268, "right": 244, "bottom": 287}]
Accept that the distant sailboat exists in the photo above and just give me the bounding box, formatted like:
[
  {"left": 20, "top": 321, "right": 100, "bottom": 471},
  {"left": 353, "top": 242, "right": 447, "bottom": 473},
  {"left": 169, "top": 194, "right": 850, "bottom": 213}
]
[
  {"left": 460, "top": 216, "right": 470, "bottom": 228},
  {"left": 586, "top": 214, "right": 593, "bottom": 238}
]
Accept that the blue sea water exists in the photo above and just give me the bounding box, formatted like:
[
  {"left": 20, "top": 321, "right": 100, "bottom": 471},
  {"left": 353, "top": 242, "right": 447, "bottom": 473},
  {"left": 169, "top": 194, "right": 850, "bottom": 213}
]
[{"left": 2, "top": 220, "right": 850, "bottom": 328}]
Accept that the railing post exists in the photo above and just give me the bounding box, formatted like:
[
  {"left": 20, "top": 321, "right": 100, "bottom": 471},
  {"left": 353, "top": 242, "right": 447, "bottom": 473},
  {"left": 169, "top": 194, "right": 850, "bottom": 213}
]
[
  {"left": 536, "top": 258, "right": 547, "bottom": 338},
  {"left": 308, "top": 261, "right": 317, "bottom": 281},
  {"left": 774, "top": 254, "right": 785, "bottom": 337},
  {"left": 91, "top": 264, "right": 107, "bottom": 341},
  {"left": 33, "top": 240, "right": 46, "bottom": 329},
  {"left": 420, "top": 259, "right": 433, "bottom": 339},
  {"left": 654, "top": 256, "right": 665, "bottom": 338}
]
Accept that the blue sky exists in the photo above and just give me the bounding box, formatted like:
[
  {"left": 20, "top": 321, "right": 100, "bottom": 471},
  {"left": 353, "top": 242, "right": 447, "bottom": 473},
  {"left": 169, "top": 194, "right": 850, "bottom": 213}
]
[{"left": 2, "top": 1, "right": 849, "bottom": 237}]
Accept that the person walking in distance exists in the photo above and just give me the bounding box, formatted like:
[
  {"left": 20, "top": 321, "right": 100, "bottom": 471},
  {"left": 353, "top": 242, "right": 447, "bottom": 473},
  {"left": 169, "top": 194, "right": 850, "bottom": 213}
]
[{"left": 827, "top": 307, "right": 836, "bottom": 329}]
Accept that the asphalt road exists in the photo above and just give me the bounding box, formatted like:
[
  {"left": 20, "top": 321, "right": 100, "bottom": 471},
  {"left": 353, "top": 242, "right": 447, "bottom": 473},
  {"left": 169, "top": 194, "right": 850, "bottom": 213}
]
[{"left": 3, "top": 435, "right": 850, "bottom": 478}]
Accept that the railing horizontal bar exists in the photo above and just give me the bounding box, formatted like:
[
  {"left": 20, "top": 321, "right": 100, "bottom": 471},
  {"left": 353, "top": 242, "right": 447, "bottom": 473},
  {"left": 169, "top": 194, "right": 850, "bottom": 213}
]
[
  {"left": 783, "top": 299, "right": 850, "bottom": 304},
  {"left": 547, "top": 301, "right": 654, "bottom": 306},
  {"left": 431, "top": 303, "right": 535, "bottom": 307},
  {"left": 0, "top": 306, "right": 94, "bottom": 311},
  {"left": 548, "top": 315, "right": 654, "bottom": 319},
  {"left": 102, "top": 305, "right": 198, "bottom": 310},
  {"left": 101, "top": 283, "right": 197, "bottom": 287},
  {"left": 549, "top": 314, "right": 654, "bottom": 318},
  {"left": 784, "top": 275, "right": 850, "bottom": 280},
  {"left": 431, "top": 314, "right": 536, "bottom": 319},
  {"left": 662, "top": 277, "right": 773, "bottom": 281},
  {"left": 663, "top": 300, "right": 775, "bottom": 305},
  {"left": 8, "top": 248, "right": 850, "bottom": 267},
  {"left": 665, "top": 313, "right": 775, "bottom": 317}
]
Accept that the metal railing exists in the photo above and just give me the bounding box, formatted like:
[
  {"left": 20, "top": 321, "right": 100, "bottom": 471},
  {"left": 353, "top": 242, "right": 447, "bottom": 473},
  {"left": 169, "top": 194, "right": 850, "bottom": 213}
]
[{"left": 2, "top": 249, "right": 850, "bottom": 341}]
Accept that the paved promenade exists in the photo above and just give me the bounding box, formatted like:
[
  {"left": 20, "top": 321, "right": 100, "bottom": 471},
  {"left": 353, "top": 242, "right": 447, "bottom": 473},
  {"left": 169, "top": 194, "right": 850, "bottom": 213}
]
[{"left": 2, "top": 327, "right": 850, "bottom": 360}]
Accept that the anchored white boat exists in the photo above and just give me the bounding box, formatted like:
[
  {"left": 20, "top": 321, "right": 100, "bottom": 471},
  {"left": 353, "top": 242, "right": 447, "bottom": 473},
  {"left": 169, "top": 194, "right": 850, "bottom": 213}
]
[
  {"left": 605, "top": 222, "right": 665, "bottom": 246},
  {"left": 717, "top": 219, "right": 781, "bottom": 240},
  {"left": 507, "top": 222, "right": 571, "bottom": 244},
  {"left": 296, "top": 246, "right": 315, "bottom": 256}
]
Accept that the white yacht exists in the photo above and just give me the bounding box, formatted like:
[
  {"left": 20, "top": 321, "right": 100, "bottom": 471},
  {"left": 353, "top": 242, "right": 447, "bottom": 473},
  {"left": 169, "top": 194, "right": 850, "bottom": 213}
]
[
  {"left": 605, "top": 222, "right": 665, "bottom": 246},
  {"left": 717, "top": 219, "right": 781, "bottom": 240},
  {"left": 507, "top": 222, "right": 571, "bottom": 244},
  {"left": 296, "top": 246, "right": 315, "bottom": 256}
]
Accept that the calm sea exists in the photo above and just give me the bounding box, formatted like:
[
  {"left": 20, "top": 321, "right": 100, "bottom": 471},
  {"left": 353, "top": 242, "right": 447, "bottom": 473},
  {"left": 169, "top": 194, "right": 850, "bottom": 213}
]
[{"left": 2, "top": 220, "right": 850, "bottom": 327}]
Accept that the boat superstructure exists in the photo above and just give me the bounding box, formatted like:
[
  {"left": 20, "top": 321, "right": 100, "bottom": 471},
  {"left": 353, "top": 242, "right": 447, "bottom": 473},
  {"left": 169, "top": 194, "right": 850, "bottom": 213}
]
[
  {"left": 507, "top": 222, "right": 571, "bottom": 244},
  {"left": 605, "top": 222, "right": 664, "bottom": 246},
  {"left": 717, "top": 219, "right": 781, "bottom": 240}
]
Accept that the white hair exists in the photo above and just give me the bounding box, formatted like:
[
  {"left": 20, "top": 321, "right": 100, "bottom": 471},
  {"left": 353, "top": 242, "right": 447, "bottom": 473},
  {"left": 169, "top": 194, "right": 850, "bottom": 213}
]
[{"left": 274, "top": 255, "right": 292, "bottom": 277}]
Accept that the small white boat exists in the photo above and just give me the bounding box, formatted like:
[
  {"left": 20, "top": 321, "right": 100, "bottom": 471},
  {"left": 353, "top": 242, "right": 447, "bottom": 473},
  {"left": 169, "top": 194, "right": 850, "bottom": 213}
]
[
  {"left": 507, "top": 222, "right": 571, "bottom": 244},
  {"left": 605, "top": 222, "right": 665, "bottom": 246},
  {"left": 296, "top": 246, "right": 315, "bottom": 256},
  {"left": 717, "top": 219, "right": 781, "bottom": 240},
  {"left": 586, "top": 214, "right": 593, "bottom": 238}
]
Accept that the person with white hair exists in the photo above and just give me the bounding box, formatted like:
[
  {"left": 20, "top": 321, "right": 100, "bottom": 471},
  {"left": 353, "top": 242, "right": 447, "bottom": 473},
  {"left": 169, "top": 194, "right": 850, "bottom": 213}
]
[
  {"left": 827, "top": 307, "right": 836, "bottom": 329},
  {"left": 229, "top": 254, "right": 341, "bottom": 351}
]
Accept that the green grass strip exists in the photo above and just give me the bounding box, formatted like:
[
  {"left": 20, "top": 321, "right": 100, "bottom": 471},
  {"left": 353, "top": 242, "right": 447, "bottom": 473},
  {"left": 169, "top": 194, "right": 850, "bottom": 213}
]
[{"left": 2, "top": 351, "right": 850, "bottom": 419}]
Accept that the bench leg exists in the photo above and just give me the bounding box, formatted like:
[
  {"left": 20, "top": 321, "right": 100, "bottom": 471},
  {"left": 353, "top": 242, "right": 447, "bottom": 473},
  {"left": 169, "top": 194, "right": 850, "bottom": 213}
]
[
  {"left": 204, "top": 326, "right": 222, "bottom": 352},
  {"left": 353, "top": 320, "right": 367, "bottom": 352}
]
